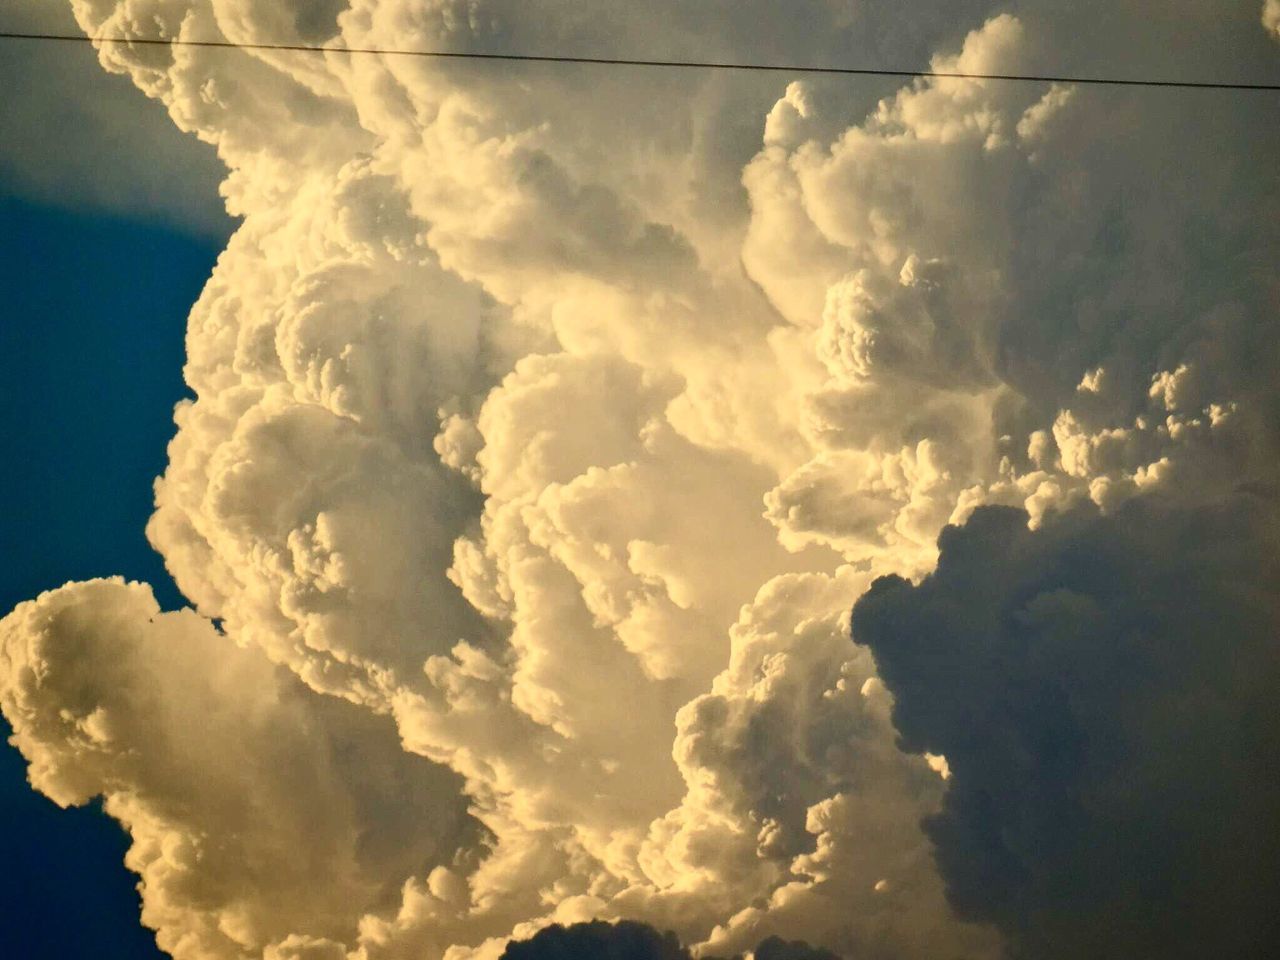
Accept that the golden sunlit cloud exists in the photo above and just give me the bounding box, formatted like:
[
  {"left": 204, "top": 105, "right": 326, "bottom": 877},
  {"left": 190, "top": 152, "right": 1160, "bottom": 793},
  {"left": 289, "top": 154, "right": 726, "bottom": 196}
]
[{"left": 3, "top": 3, "right": 1279, "bottom": 959}]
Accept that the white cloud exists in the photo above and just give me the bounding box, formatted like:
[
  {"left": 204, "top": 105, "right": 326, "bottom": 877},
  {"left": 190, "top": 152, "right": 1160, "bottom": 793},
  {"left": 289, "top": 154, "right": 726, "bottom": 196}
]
[
  {"left": 0, "top": 578, "right": 478, "bottom": 959},
  {"left": 1265, "top": 0, "right": 1280, "bottom": 40},
  {"left": 3, "top": 2, "right": 1279, "bottom": 958}
]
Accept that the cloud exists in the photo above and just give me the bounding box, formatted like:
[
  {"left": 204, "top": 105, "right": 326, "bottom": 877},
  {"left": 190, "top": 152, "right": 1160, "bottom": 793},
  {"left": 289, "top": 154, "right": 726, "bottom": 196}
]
[
  {"left": 0, "top": 578, "right": 480, "bottom": 959},
  {"left": 2, "top": 2, "right": 1278, "bottom": 958},
  {"left": 752, "top": 937, "right": 840, "bottom": 960},
  {"left": 852, "top": 496, "right": 1280, "bottom": 958},
  {"left": 619, "top": 567, "right": 994, "bottom": 959},
  {"left": 495, "top": 920, "right": 842, "bottom": 960},
  {"left": 1266, "top": 0, "right": 1280, "bottom": 40},
  {"left": 498, "top": 921, "right": 689, "bottom": 960}
]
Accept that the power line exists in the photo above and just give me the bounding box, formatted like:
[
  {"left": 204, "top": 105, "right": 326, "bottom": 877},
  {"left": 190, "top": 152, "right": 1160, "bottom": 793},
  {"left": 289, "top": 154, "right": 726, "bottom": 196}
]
[{"left": 2, "top": 28, "right": 1279, "bottom": 91}]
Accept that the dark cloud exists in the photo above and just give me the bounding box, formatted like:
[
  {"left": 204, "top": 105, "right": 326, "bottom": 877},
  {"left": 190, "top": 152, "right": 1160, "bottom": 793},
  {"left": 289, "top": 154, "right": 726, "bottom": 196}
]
[
  {"left": 498, "top": 922, "right": 845, "bottom": 960},
  {"left": 498, "top": 921, "right": 692, "bottom": 960},
  {"left": 852, "top": 496, "right": 1280, "bottom": 959},
  {"left": 753, "top": 935, "right": 841, "bottom": 960}
]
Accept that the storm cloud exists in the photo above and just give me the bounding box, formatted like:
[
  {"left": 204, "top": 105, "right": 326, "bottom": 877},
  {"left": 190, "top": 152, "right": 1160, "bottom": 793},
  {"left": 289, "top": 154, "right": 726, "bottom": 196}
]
[
  {"left": 853, "top": 497, "right": 1280, "bottom": 958},
  {"left": 1, "top": 2, "right": 1277, "bottom": 959}
]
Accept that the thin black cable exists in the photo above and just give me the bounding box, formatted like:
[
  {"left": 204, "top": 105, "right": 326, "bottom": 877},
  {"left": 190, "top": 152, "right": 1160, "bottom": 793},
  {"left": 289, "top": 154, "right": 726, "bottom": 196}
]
[{"left": 2, "top": 29, "right": 1279, "bottom": 91}]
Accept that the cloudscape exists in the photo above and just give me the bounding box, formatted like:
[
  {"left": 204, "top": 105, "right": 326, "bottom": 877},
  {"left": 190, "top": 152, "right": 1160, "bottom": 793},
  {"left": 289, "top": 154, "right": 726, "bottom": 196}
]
[{"left": 2, "top": 2, "right": 1278, "bottom": 959}]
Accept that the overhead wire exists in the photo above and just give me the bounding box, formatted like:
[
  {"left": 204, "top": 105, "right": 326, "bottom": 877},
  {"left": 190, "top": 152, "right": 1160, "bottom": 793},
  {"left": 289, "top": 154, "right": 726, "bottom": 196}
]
[{"left": 2, "top": 29, "right": 1279, "bottom": 91}]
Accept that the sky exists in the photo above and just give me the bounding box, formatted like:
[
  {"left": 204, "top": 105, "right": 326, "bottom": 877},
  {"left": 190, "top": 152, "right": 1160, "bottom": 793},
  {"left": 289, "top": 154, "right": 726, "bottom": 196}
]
[
  {"left": 1, "top": 3, "right": 1278, "bottom": 960},
  {"left": 0, "top": 174, "right": 212, "bottom": 949},
  {"left": 1, "top": 5, "right": 231, "bottom": 958},
  {"left": 0, "top": 190, "right": 229, "bottom": 960}
]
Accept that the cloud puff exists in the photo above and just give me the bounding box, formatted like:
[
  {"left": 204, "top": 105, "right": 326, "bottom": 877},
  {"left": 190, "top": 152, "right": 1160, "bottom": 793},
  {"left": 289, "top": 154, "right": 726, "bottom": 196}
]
[
  {"left": 853, "top": 497, "right": 1280, "bottom": 959},
  {"left": 1265, "top": 0, "right": 1280, "bottom": 40},
  {"left": 3, "top": 2, "right": 1278, "bottom": 958},
  {"left": 0, "top": 578, "right": 479, "bottom": 959}
]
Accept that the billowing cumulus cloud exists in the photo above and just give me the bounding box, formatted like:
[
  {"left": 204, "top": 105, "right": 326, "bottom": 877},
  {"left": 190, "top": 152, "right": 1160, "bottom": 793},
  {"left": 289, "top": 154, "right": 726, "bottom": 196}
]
[
  {"left": 2, "top": 1, "right": 1278, "bottom": 959},
  {"left": 0, "top": 578, "right": 479, "bottom": 959}
]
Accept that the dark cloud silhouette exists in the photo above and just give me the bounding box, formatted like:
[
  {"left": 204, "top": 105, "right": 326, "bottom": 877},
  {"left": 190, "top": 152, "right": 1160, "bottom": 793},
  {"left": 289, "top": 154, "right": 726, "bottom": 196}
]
[
  {"left": 852, "top": 497, "right": 1280, "bottom": 959},
  {"left": 498, "top": 921, "right": 846, "bottom": 960},
  {"left": 498, "top": 921, "right": 692, "bottom": 960},
  {"left": 753, "top": 935, "right": 841, "bottom": 960}
]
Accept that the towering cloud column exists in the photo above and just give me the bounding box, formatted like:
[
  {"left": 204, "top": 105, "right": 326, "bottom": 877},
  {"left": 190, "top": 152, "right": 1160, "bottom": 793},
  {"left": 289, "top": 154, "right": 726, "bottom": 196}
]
[{"left": 2, "top": 2, "right": 1278, "bottom": 959}]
